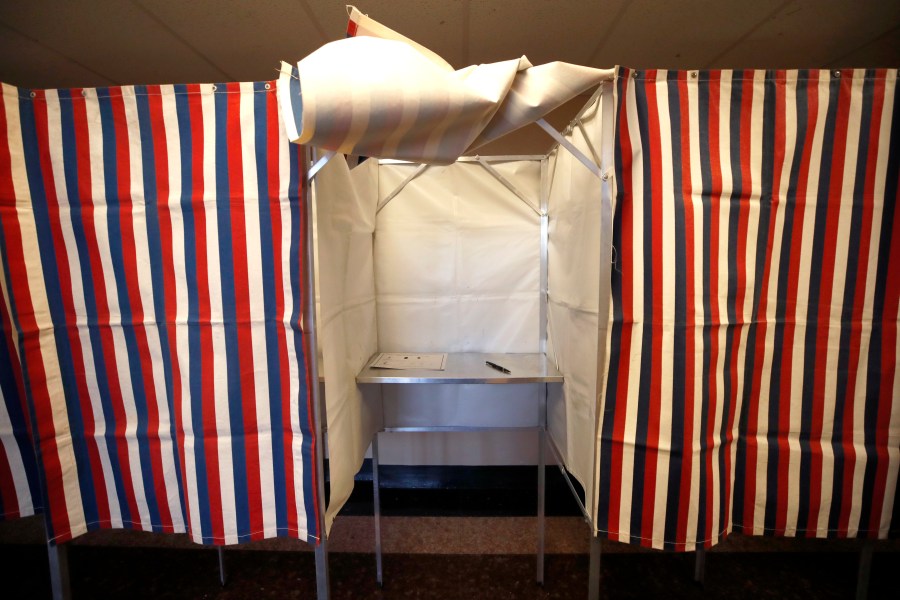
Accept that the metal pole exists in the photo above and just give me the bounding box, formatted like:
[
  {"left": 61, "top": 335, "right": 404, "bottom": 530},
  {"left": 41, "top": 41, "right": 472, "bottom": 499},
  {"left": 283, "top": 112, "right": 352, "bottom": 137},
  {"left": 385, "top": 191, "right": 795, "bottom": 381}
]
[
  {"left": 587, "top": 534, "right": 602, "bottom": 600},
  {"left": 217, "top": 547, "right": 226, "bottom": 586},
  {"left": 305, "top": 147, "right": 330, "bottom": 600},
  {"left": 855, "top": 539, "right": 875, "bottom": 600},
  {"left": 694, "top": 545, "right": 706, "bottom": 584},
  {"left": 47, "top": 543, "right": 71, "bottom": 600},
  {"left": 372, "top": 434, "right": 384, "bottom": 587},
  {"left": 536, "top": 384, "right": 547, "bottom": 585}
]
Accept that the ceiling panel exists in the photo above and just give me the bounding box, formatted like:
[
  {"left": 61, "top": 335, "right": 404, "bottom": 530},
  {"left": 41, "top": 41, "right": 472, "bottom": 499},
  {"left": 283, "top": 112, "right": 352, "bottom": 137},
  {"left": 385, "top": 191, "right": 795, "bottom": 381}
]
[
  {"left": 137, "top": 0, "right": 329, "bottom": 83},
  {"left": 0, "top": 0, "right": 231, "bottom": 87},
  {"left": 322, "top": 1, "right": 468, "bottom": 67},
  {"left": 585, "top": 0, "right": 789, "bottom": 69},
  {"left": 831, "top": 25, "right": 900, "bottom": 69},
  {"left": 468, "top": 0, "right": 613, "bottom": 67},
  {"left": 0, "top": 23, "right": 116, "bottom": 89},
  {"left": 713, "top": 0, "right": 900, "bottom": 68}
]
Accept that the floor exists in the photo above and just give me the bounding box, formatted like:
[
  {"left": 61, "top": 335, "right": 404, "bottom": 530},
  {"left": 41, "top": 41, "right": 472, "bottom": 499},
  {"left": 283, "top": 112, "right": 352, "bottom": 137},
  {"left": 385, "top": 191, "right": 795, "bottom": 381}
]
[{"left": 1, "top": 513, "right": 898, "bottom": 599}]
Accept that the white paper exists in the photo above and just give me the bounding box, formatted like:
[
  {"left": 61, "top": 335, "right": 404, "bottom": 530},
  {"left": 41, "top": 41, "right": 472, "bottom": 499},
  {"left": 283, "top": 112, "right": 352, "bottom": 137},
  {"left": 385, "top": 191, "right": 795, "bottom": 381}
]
[{"left": 371, "top": 352, "right": 447, "bottom": 370}]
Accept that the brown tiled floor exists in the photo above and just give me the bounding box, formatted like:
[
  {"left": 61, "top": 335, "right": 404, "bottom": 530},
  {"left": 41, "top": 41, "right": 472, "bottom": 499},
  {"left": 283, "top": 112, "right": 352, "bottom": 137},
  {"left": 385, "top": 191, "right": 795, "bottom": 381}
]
[{"left": 2, "top": 515, "right": 899, "bottom": 599}]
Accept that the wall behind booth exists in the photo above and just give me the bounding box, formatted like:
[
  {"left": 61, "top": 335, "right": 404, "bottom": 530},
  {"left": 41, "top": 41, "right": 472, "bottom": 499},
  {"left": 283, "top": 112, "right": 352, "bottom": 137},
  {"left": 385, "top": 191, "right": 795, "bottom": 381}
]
[{"left": 372, "top": 159, "right": 546, "bottom": 465}]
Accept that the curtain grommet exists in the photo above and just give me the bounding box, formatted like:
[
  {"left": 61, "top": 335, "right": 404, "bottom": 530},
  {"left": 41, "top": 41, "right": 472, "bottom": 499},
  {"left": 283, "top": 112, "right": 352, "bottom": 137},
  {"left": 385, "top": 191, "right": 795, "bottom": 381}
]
[
  {"left": 211, "top": 84, "right": 218, "bottom": 92},
  {"left": 832, "top": 70, "right": 841, "bottom": 78},
  {"left": 264, "top": 83, "right": 271, "bottom": 90},
  {"left": 29, "top": 91, "right": 36, "bottom": 98}
]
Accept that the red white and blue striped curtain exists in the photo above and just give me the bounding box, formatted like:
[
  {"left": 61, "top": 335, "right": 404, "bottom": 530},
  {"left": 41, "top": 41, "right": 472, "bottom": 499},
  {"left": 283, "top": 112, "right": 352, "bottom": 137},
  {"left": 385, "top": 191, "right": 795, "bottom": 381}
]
[
  {"left": 597, "top": 68, "right": 900, "bottom": 550},
  {"left": 0, "top": 81, "right": 319, "bottom": 545},
  {"left": 1, "top": 285, "right": 41, "bottom": 521}
]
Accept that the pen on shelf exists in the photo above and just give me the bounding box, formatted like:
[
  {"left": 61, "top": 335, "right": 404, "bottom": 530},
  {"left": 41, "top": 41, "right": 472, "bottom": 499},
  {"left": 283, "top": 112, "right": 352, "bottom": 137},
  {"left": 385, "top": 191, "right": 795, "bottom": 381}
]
[{"left": 485, "top": 361, "right": 511, "bottom": 374}]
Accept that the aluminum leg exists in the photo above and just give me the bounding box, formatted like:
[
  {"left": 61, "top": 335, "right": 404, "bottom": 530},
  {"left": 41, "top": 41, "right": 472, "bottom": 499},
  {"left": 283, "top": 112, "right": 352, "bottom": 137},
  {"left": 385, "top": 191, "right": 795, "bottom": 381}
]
[
  {"left": 217, "top": 547, "right": 226, "bottom": 586},
  {"left": 47, "top": 542, "right": 71, "bottom": 600},
  {"left": 315, "top": 540, "right": 330, "bottom": 600},
  {"left": 694, "top": 545, "right": 705, "bottom": 584},
  {"left": 855, "top": 539, "right": 875, "bottom": 600},
  {"left": 372, "top": 435, "right": 384, "bottom": 587},
  {"left": 587, "top": 534, "right": 601, "bottom": 600},
  {"left": 536, "top": 428, "right": 546, "bottom": 585}
]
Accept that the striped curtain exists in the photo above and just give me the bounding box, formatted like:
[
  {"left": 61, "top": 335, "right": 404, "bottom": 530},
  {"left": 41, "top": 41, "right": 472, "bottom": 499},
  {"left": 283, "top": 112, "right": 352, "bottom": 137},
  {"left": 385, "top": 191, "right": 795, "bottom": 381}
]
[
  {"left": 1, "top": 281, "right": 41, "bottom": 520},
  {"left": 0, "top": 81, "right": 319, "bottom": 545},
  {"left": 597, "top": 68, "right": 900, "bottom": 550}
]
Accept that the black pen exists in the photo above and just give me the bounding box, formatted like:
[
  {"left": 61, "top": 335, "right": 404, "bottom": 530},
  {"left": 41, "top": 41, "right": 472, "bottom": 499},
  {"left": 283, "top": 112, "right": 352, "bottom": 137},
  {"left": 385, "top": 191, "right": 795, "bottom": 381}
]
[{"left": 485, "top": 361, "right": 511, "bottom": 374}]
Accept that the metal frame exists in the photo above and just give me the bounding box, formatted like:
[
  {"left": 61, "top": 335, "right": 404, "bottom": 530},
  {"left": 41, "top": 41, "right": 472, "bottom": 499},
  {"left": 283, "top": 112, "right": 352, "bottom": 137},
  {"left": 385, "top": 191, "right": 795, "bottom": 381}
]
[
  {"left": 305, "top": 147, "right": 331, "bottom": 600},
  {"left": 365, "top": 353, "right": 561, "bottom": 588}
]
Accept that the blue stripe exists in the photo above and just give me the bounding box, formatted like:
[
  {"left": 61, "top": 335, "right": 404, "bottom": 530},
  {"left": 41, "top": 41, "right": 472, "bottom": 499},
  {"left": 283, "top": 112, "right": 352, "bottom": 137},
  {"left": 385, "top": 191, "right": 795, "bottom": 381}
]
[
  {"left": 96, "top": 90, "right": 162, "bottom": 531},
  {"left": 0, "top": 311, "right": 42, "bottom": 514},
  {"left": 134, "top": 87, "right": 187, "bottom": 525},
  {"left": 597, "top": 70, "right": 630, "bottom": 538},
  {"left": 663, "top": 72, "right": 686, "bottom": 549},
  {"left": 859, "top": 76, "right": 900, "bottom": 535},
  {"left": 696, "top": 72, "right": 712, "bottom": 543},
  {"left": 0, "top": 204, "right": 53, "bottom": 535},
  {"left": 18, "top": 92, "right": 101, "bottom": 527},
  {"left": 213, "top": 87, "right": 251, "bottom": 540},
  {"left": 827, "top": 74, "right": 874, "bottom": 534},
  {"left": 628, "top": 71, "right": 653, "bottom": 544},
  {"left": 289, "top": 69, "right": 303, "bottom": 139},
  {"left": 253, "top": 84, "right": 288, "bottom": 533},
  {"left": 173, "top": 85, "right": 213, "bottom": 540}
]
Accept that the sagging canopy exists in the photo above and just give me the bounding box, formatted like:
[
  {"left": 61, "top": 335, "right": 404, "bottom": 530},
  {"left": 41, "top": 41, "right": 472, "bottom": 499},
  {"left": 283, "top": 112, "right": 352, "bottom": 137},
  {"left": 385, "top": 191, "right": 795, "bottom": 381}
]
[{"left": 277, "top": 6, "right": 613, "bottom": 164}]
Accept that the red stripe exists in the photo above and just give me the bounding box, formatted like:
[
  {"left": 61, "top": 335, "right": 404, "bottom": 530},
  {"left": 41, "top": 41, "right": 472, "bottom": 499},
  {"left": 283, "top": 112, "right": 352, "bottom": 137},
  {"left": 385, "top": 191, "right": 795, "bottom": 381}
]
[
  {"left": 704, "top": 71, "right": 722, "bottom": 546},
  {"left": 805, "top": 74, "right": 850, "bottom": 533},
  {"left": 346, "top": 19, "right": 358, "bottom": 37},
  {"left": 871, "top": 72, "right": 899, "bottom": 536},
  {"left": 768, "top": 73, "right": 789, "bottom": 536},
  {"left": 778, "top": 75, "right": 817, "bottom": 534},
  {"left": 146, "top": 86, "right": 182, "bottom": 534},
  {"left": 297, "top": 147, "right": 320, "bottom": 540},
  {"left": 33, "top": 92, "right": 112, "bottom": 526},
  {"left": 109, "top": 87, "right": 173, "bottom": 530},
  {"left": 266, "top": 88, "right": 298, "bottom": 535},
  {"left": 187, "top": 86, "right": 225, "bottom": 542},
  {"left": 675, "top": 72, "right": 695, "bottom": 551},
  {"left": 641, "top": 71, "right": 664, "bottom": 546},
  {"left": 607, "top": 73, "right": 635, "bottom": 539},
  {"left": 225, "top": 84, "right": 264, "bottom": 539},
  {"left": 0, "top": 90, "right": 72, "bottom": 539}
]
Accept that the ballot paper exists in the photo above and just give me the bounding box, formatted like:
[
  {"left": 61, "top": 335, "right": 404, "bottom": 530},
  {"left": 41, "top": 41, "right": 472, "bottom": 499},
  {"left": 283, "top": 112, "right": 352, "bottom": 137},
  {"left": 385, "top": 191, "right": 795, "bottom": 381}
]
[{"left": 370, "top": 352, "right": 447, "bottom": 370}]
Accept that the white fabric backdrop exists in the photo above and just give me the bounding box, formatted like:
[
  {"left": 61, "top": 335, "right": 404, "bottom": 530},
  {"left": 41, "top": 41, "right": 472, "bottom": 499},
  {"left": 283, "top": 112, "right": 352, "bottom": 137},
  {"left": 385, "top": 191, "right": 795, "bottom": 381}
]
[
  {"left": 374, "top": 160, "right": 545, "bottom": 464},
  {"left": 546, "top": 94, "right": 605, "bottom": 508},
  {"left": 314, "top": 156, "right": 381, "bottom": 530}
]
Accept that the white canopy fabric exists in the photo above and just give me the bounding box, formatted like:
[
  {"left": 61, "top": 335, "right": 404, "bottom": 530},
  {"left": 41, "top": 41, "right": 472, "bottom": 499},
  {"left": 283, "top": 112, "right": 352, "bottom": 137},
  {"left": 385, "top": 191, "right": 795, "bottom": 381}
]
[{"left": 277, "top": 7, "right": 613, "bottom": 164}]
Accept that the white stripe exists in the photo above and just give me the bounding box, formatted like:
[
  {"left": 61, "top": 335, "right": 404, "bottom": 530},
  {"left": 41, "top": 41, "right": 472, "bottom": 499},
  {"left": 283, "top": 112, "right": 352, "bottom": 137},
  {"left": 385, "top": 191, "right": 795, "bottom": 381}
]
[
  {"left": 121, "top": 87, "right": 186, "bottom": 530},
  {"left": 652, "top": 70, "right": 674, "bottom": 550},
  {"left": 686, "top": 74, "right": 704, "bottom": 550},
  {"left": 816, "top": 72, "right": 864, "bottom": 534},
  {"left": 2, "top": 90, "right": 86, "bottom": 537},
  {"left": 159, "top": 85, "right": 202, "bottom": 541},
  {"left": 276, "top": 100, "right": 308, "bottom": 536},
  {"left": 47, "top": 89, "right": 124, "bottom": 529},
  {"left": 778, "top": 72, "right": 802, "bottom": 537},
  {"left": 201, "top": 85, "right": 238, "bottom": 545},
  {"left": 877, "top": 72, "right": 899, "bottom": 538},
  {"left": 240, "top": 82, "right": 277, "bottom": 537},
  {"left": 110, "top": 87, "right": 152, "bottom": 531},
  {"left": 0, "top": 385, "right": 35, "bottom": 516},
  {"left": 617, "top": 78, "right": 643, "bottom": 544},
  {"left": 849, "top": 71, "right": 896, "bottom": 536}
]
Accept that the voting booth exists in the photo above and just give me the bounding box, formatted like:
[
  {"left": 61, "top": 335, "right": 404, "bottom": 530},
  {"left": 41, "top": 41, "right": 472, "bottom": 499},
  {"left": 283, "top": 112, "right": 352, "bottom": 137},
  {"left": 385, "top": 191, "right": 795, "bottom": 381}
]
[{"left": 1, "top": 6, "right": 898, "bottom": 600}]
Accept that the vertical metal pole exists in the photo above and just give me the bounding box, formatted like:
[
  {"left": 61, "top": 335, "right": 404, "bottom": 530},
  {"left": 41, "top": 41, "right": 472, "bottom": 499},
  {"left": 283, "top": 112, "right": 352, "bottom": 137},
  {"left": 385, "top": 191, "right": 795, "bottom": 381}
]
[
  {"left": 372, "top": 434, "right": 384, "bottom": 587},
  {"left": 217, "top": 547, "right": 226, "bottom": 586},
  {"left": 694, "top": 546, "right": 706, "bottom": 584},
  {"left": 855, "top": 539, "right": 875, "bottom": 600},
  {"left": 587, "top": 534, "right": 602, "bottom": 600},
  {"left": 538, "top": 156, "right": 549, "bottom": 586},
  {"left": 305, "top": 147, "right": 330, "bottom": 600},
  {"left": 537, "top": 385, "right": 547, "bottom": 585},
  {"left": 47, "top": 543, "right": 71, "bottom": 600}
]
